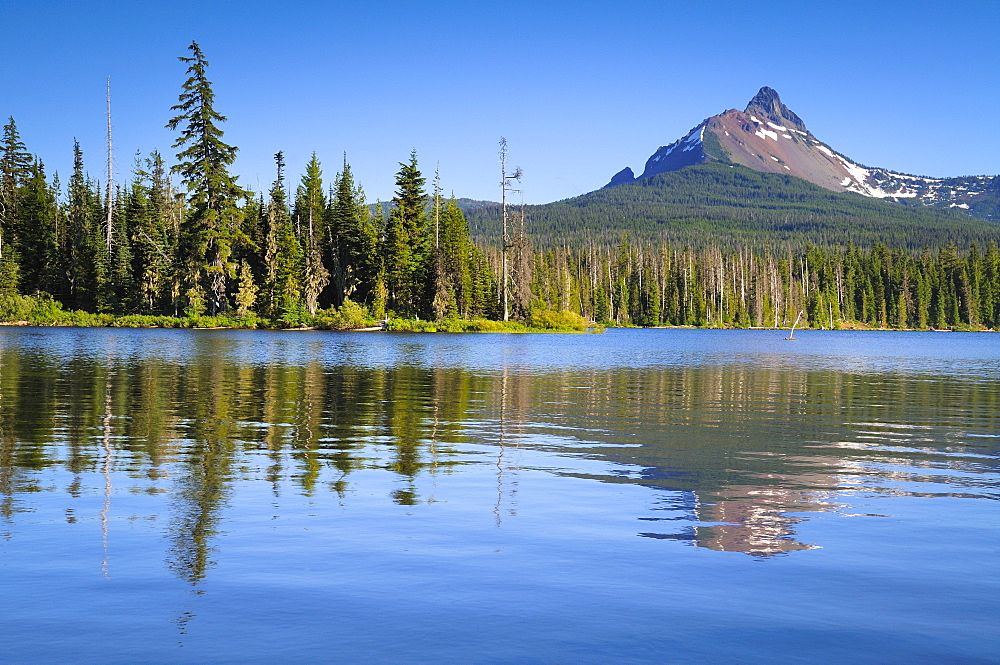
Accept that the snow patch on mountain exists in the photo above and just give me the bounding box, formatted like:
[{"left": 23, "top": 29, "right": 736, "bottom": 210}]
[{"left": 683, "top": 125, "right": 705, "bottom": 146}]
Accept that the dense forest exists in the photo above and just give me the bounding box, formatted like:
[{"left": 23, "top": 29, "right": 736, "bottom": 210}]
[
  {"left": 524, "top": 240, "right": 1000, "bottom": 330},
  {"left": 0, "top": 42, "right": 997, "bottom": 331}
]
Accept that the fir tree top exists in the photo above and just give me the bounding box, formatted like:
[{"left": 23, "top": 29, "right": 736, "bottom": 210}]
[{"left": 166, "top": 41, "right": 244, "bottom": 211}]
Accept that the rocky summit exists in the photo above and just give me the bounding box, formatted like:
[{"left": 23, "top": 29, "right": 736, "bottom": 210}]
[{"left": 606, "top": 87, "right": 998, "bottom": 220}]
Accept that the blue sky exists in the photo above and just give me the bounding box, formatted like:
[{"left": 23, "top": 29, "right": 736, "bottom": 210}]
[{"left": 2, "top": 0, "right": 998, "bottom": 204}]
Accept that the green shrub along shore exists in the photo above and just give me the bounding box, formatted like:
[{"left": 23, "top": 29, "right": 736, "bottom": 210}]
[
  {"left": 0, "top": 293, "right": 596, "bottom": 333},
  {"left": 6, "top": 291, "right": 991, "bottom": 333}
]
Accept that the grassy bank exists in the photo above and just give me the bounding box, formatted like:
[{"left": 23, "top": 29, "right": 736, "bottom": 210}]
[
  {"left": 9, "top": 292, "right": 985, "bottom": 333},
  {"left": 0, "top": 293, "right": 599, "bottom": 333}
]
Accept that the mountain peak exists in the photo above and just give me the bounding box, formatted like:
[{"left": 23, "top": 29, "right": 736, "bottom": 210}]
[
  {"left": 602, "top": 86, "right": 996, "bottom": 220},
  {"left": 744, "top": 86, "right": 807, "bottom": 132}
]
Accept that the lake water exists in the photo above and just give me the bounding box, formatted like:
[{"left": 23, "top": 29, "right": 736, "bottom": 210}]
[{"left": 0, "top": 327, "right": 997, "bottom": 664}]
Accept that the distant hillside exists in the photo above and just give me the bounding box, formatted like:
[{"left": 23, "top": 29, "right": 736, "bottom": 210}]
[
  {"left": 370, "top": 197, "right": 497, "bottom": 216},
  {"left": 465, "top": 163, "right": 999, "bottom": 250},
  {"left": 453, "top": 197, "right": 499, "bottom": 212}
]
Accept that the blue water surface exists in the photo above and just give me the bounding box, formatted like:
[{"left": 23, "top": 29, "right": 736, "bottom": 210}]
[{"left": 0, "top": 327, "right": 997, "bottom": 664}]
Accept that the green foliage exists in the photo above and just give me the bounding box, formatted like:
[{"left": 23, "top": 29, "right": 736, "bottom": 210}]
[
  {"left": 380, "top": 316, "right": 592, "bottom": 333},
  {"left": 296, "top": 152, "right": 330, "bottom": 315},
  {"left": 184, "top": 285, "right": 206, "bottom": 317},
  {"left": 234, "top": 259, "right": 258, "bottom": 316},
  {"left": 434, "top": 318, "right": 512, "bottom": 332},
  {"left": 109, "top": 314, "right": 190, "bottom": 328},
  {"left": 0, "top": 117, "right": 33, "bottom": 272},
  {"left": 128, "top": 150, "right": 177, "bottom": 314},
  {"left": 381, "top": 317, "right": 437, "bottom": 332},
  {"left": 13, "top": 159, "right": 61, "bottom": 297},
  {"left": 383, "top": 151, "right": 428, "bottom": 317},
  {"left": 166, "top": 41, "right": 246, "bottom": 315},
  {"left": 325, "top": 156, "right": 375, "bottom": 308},
  {"left": 700, "top": 129, "right": 731, "bottom": 164},
  {"left": 528, "top": 308, "right": 591, "bottom": 331},
  {"left": 314, "top": 298, "right": 374, "bottom": 330},
  {"left": 186, "top": 313, "right": 255, "bottom": 328},
  {"left": 437, "top": 196, "right": 477, "bottom": 319},
  {"left": 262, "top": 151, "right": 303, "bottom": 319},
  {"left": 0, "top": 291, "right": 36, "bottom": 321},
  {"left": 277, "top": 301, "right": 310, "bottom": 329},
  {"left": 0, "top": 292, "right": 110, "bottom": 326}
]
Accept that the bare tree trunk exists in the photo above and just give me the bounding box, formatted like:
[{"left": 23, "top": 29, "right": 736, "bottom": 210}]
[
  {"left": 105, "top": 77, "right": 114, "bottom": 256},
  {"left": 499, "top": 138, "right": 522, "bottom": 321}
]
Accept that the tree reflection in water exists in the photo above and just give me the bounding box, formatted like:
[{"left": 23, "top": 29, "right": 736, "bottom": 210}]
[{"left": 0, "top": 328, "right": 994, "bottom": 583}]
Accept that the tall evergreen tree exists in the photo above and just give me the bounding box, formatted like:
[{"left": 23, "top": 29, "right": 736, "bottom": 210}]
[
  {"left": 15, "top": 159, "right": 60, "bottom": 297},
  {"left": 65, "top": 142, "right": 111, "bottom": 312},
  {"left": 125, "top": 151, "right": 176, "bottom": 313},
  {"left": 293, "top": 153, "right": 329, "bottom": 315},
  {"left": 0, "top": 117, "right": 32, "bottom": 291},
  {"left": 368, "top": 202, "right": 389, "bottom": 320},
  {"left": 106, "top": 186, "right": 135, "bottom": 313},
  {"left": 262, "top": 152, "right": 303, "bottom": 320},
  {"left": 439, "top": 196, "right": 474, "bottom": 318},
  {"left": 982, "top": 241, "right": 1000, "bottom": 328},
  {"left": 326, "top": 156, "right": 376, "bottom": 307},
  {"left": 382, "top": 151, "right": 426, "bottom": 317},
  {"left": 166, "top": 41, "right": 246, "bottom": 315},
  {"left": 66, "top": 141, "right": 93, "bottom": 308}
]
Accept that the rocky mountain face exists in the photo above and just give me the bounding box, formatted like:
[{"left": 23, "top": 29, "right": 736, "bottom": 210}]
[{"left": 607, "top": 87, "right": 998, "bottom": 221}]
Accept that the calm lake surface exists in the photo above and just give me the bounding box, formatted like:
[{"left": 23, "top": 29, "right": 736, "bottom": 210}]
[{"left": 0, "top": 327, "right": 997, "bottom": 664}]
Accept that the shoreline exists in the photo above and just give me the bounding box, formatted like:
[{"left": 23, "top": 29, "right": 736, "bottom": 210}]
[{"left": 0, "top": 320, "right": 993, "bottom": 333}]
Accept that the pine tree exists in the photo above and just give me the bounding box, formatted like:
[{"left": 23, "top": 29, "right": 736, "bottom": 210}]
[
  {"left": 90, "top": 187, "right": 113, "bottom": 313},
  {"left": 107, "top": 185, "right": 135, "bottom": 313},
  {"left": 426, "top": 168, "right": 449, "bottom": 321},
  {"left": 262, "top": 152, "right": 303, "bottom": 321},
  {"left": 64, "top": 142, "right": 108, "bottom": 311},
  {"left": 0, "top": 118, "right": 32, "bottom": 200},
  {"left": 294, "top": 152, "right": 329, "bottom": 315},
  {"left": 166, "top": 41, "right": 246, "bottom": 315},
  {"left": 469, "top": 245, "right": 498, "bottom": 319},
  {"left": 66, "top": 140, "right": 93, "bottom": 307},
  {"left": 382, "top": 151, "right": 426, "bottom": 317},
  {"left": 982, "top": 241, "right": 1000, "bottom": 328},
  {"left": 326, "top": 156, "right": 378, "bottom": 308},
  {"left": 239, "top": 194, "right": 267, "bottom": 312},
  {"left": 128, "top": 150, "right": 177, "bottom": 314},
  {"left": 16, "top": 159, "right": 60, "bottom": 297},
  {"left": 0, "top": 117, "right": 32, "bottom": 292},
  {"left": 234, "top": 259, "right": 257, "bottom": 317},
  {"left": 439, "top": 196, "right": 474, "bottom": 318},
  {"left": 368, "top": 202, "right": 389, "bottom": 320}
]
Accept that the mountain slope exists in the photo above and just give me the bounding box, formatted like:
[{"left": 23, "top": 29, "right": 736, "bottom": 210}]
[
  {"left": 606, "top": 87, "right": 999, "bottom": 221},
  {"left": 467, "top": 163, "right": 999, "bottom": 249}
]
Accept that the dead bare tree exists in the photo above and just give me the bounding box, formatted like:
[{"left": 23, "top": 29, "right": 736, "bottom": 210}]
[
  {"left": 499, "top": 137, "right": 522, "bottom": 321},
  {"left": 105, "top": 76, "right": 114, "bottom": 256}
]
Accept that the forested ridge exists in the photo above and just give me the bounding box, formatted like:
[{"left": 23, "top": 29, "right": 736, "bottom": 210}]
[
  {"left": 466, "top": 164, "right": 999, "bottom": 250},
  {"left": 0, "top": 42, "right": 997, "bottom": 331}
]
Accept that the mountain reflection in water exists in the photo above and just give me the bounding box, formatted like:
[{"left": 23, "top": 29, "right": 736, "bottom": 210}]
[{"left": 0, "top": 327, "right": 997, "bottom": 586}]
